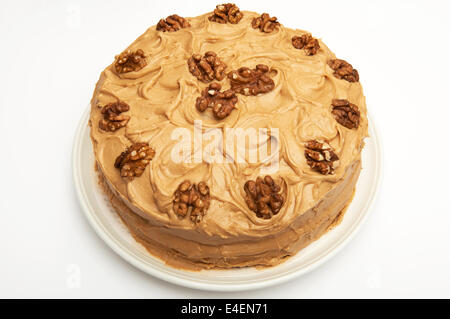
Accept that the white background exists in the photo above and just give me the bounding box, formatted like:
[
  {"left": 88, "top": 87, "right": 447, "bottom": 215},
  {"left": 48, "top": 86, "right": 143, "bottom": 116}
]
[{"left": 1, "top": 0, "right": 449, "bottom": 298}]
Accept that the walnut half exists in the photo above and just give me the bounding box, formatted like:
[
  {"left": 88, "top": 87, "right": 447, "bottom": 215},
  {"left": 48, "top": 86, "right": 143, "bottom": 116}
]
[
  {"left": 156, "top": 14, "right": 190, "bottom": 32},
  {"left": 208, "top": 3, "right": 243, "bottom": 24},
  {"left": 304, "top": 140, "right": 339, "bottom": 175},
  {"left": 173, "top": 181, "right": 211, "bottom": 223},
  {"left": 114, "top": 49, "right": 147, "bottom": 74},
  {"left": 99, "top": 101, "right": 130, "bottom": 132},
  {"left": 331, "top": 99, "right": 360, "bottom": 129},
  {"left": 114, "top": 143, "right": 155, "bottom": 180},
  {"left": 292, "top": 34, "right": 320, "bottom": 56},
  {"left": 196, "top": 83, "right": 238, "bottom": 119},
  {"left": 328, "top": 59, "right": 359, "bottom": 82},
  {"left": 251, "top": 13, "right": 280, "bottom": 33},
  {"left": 188, "top": 51, "right": 227, "bottom": 83},
  {"left": 228, "top": 64, "right": 275, "bottom": 96},
  {"left": 244, "top": 175, "right": 284, "bottom": 219}
]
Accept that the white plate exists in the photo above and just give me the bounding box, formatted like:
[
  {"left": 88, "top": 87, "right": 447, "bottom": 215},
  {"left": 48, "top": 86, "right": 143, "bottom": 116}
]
[{"left": 72, "top": 106, "right": 382, "bottom": 292}]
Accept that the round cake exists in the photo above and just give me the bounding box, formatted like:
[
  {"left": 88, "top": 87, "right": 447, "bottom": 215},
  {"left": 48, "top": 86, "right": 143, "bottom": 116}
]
[{"left": 89, "top": 4, "right": 368, "bottom": 270}]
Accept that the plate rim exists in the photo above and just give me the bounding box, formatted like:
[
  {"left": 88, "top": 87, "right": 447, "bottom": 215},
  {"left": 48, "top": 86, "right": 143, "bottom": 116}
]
[{"left": 72, "top": 106, "right": 383, "bottom": 292}]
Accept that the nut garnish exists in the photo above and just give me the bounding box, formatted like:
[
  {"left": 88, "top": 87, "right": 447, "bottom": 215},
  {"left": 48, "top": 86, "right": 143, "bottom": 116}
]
[
  {"left": 196, "top": 83, "right": 238, "bottom": 119},
  {"left": 328, "top": 59, "right": 359, "bottom": 82},
  {"left": 114, "top": 49, "right": 147, "bottom": 74},
  {"left": 251, "top": 13, "right": 280, "bottom": 33},
  {"left": 292, "top": 34, "right": 320, "bottom": 56},
  {"left": 331, "top": 99, "right": 360, "bottom": 129},
  {"left": 227, "top": 64, "right": 275, "bottom": 96},
  {"left": 304, "top": 140, "right": 339, "bottom": 175},
  {"left": 244, "top": 176, "right": 284, "bottom": 219},
  {"left": 156, "top": 14, "right": 190, "bottom": 32},
  {"left": 114, "top": 143, "right": 155, "bottom": 180},
  {"left": 188, "top": 51, "right": 227, "bottom": 83},
  {"left": 99, "top": 101, "right": 130, "bottom": 132},
  {"left": 209, "top": 3, "right": 243, "bottom": 24},
  {"left": 173, "top": 181, "right": 211, "bottom": 223}
]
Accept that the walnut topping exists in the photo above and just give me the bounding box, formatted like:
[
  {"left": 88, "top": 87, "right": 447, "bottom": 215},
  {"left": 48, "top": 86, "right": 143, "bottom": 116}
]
[
  {"left": 188, "top": 51, "right": 227, "bottom": 83},
  {"left": 328, "top": 59, "right": 359, "bottom": 82},
  {"left": 292, "top": 34, "right": 320, "bottom": 56},
  {"left": 156, "top": 14, "right": 190, "bottom": 32},
  {"left": 209, "top": 3, "right": 243, "bottom": 24},
  {"left": 196, "top": 83, "right": 238, "bottom": 119},
  {"left": 244, "top": 176, "right": 284, "bottom": 219},
  {"left": 114, "top": 143, "right": 155, "bottom": 180},
  {"left": 227, "top": 64, "right": 275, "bottom": 96},
  {"left": 304, "top": 140, "right": 339, "bottom": 175},
  {"left": 99, "top": 101, "right": 130, "bottom": 132},
  {"left": 173, "top": 181, "right": 211, "bottom": 223},
  {"left": 251, "top": 13, "right": 280, "bottom": 33},
  {"left": 331, "top": 99, "right": 360, "bottom": 129},
  {"left": 114, "top": 49, "right": 147, "bottom": 74}
]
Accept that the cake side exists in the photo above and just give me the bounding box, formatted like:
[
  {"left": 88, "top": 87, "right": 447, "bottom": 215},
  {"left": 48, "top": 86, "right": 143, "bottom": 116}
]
[{"left": 96, "top": 159, "right": 361, "bottom": 269}]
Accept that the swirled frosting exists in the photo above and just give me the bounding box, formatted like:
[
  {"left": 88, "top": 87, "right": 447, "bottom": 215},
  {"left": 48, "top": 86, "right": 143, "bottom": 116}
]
[{"left": 89, "top": 10, "right": 368, "bottom": 269}]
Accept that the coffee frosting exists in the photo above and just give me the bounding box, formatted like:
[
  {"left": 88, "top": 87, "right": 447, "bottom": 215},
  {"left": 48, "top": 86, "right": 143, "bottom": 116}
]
[{"left": 89, "top": 10, "right": 368, "bottom": 269}]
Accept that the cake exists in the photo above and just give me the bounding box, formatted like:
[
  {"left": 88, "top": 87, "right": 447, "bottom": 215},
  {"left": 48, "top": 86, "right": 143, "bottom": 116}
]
[{"left": 89, "top": 4, "right": 368, "bottom": 270}]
